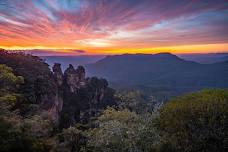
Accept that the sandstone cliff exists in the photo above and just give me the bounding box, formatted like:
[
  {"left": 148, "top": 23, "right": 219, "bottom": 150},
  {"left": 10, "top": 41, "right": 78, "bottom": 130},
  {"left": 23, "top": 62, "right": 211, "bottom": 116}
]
[
  {"left": 49, "top": 63, "right": 115, "bottom": 128},
  {"left": 0, "top": 51, "right": 115, "bottom": 128}
]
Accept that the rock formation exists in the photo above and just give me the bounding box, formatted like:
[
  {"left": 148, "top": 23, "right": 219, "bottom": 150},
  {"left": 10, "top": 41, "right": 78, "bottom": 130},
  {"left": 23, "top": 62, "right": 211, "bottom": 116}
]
[
  {"left": 49, "top": 64, "right": 115, "bottom": 128},
  {"left": 64, "top": 64, "right": 86, "bottom": 93},
  {"left": 53, "top": 63, "right": 63, "bottom": 86},
  {"left": 47, "top": 63, "right": 63, "bottom": 124},
  {"left": 0, "top": 50, "right": 115, "bottom": 128}
]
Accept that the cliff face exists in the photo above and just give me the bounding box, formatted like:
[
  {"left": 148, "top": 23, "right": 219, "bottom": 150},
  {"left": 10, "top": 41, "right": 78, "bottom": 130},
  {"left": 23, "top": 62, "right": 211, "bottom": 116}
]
[
  {"left": 49, "top": 63, "right": 115, "bottom": 128},
  {"left": 48, "top": 63, "right": 64, "bottom": 123},
  {"left": 64, "top": 64, "right": 86, "bottom": 92},
  {"left": 53, "top": 63, "right": 63, "bottom": 86},
  {"left": 0, "top": 51, "right": 115, "bottom": 128}
]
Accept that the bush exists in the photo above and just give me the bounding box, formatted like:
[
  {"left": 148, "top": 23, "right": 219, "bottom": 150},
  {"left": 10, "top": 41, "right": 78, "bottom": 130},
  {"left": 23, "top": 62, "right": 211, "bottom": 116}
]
[
  {"left": 156, "top": 89, "right": 228, "bottom": 152},
  {"left": 86, "top": 107, "right": 159, "bottom": 152}
]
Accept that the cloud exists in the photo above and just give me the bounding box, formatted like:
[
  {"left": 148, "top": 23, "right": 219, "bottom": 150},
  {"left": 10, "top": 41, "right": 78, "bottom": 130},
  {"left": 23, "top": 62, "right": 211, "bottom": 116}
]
[
  {"left": 71, "top": 50, "right": 86, "bottom": 53},
  {"left": 0, "top": 0, "right": 228, "bottom": 54},
  {"left": 20, "top": 49, "right": 87, "bottom": 56}
]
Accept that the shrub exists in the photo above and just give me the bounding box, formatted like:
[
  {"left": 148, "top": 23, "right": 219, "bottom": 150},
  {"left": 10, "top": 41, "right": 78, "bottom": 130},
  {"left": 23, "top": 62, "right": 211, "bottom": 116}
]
[{"left": 156, "top": 89, "right": 228, "bottom": 152}]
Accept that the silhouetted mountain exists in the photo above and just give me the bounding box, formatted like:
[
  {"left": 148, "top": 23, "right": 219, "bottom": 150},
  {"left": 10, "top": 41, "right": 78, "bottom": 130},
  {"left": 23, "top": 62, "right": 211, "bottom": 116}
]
[
  {"left": 86, "top": 53, "right": 228, "bottom": 92},
  {"left": 42, "top": 55, "right": 104, "bottom": 70},
  {"left": 178, "top": 53, "right": 228, "bottom": 64}
]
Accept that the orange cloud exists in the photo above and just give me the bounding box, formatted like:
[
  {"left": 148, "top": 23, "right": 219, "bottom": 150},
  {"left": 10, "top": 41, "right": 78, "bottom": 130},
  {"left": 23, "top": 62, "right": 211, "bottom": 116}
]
[{"left": 0, "top": 0, "right": 227, "bottom": 55}]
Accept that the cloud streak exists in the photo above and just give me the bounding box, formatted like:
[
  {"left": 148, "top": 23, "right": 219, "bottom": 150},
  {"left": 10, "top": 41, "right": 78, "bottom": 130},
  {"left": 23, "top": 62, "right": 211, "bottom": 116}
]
[{"left": 0, "top": 0, "right": 228, "bottom": 54}]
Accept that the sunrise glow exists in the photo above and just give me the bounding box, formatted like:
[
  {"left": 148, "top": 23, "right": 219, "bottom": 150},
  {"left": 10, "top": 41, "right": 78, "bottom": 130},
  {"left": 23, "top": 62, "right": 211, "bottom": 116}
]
[{"left": 0, "top": 0, "right": 228, "bottom": 55}]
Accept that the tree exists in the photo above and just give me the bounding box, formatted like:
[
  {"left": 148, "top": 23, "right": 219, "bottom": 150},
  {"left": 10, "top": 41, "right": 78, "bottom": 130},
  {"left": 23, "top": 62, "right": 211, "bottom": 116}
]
[
  {"left": 0, "top": 64, "right": 24, "bottom": 105},
  {"left": 156, "top": 89, "right": 228, "bottom": 152},
  {"left": 115, "top": 90, "right": 157, "bottom": 114},
  {"left": 54, "top": 126, "right": 86, "bottom": 152},
  {"left": 0, "top": 114, "right": 54, "bottom": 152},
  {"left": 0, "top": 50, "right": 56, "bottom": 104},
  {"left": 0, "top": 64, "right": 23, "bottom": 89},
  {"left": 0, "top": 64, "right": 54, "bottom": 152},
  {"left": 86, "top": 107, "right": 159, "bottom": 152}
]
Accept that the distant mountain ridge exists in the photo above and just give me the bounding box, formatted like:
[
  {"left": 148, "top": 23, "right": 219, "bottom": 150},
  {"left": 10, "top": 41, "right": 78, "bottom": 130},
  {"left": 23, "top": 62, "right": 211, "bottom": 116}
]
[
  {"left": 42, "top": 55, "right": 104, "bottom": 70},
  {"left": 178, "top": 53, "right": 228, "bottom": 64},
  {"left": 86, "top": 53, "right": 228, "bottom": 91}
]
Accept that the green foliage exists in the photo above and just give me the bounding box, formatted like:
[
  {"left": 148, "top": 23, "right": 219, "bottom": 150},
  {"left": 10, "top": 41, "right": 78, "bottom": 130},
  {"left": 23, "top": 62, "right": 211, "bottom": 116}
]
[
  {"left": 0, "top": 64, "right": 24, "bottom": 106},
  {"left": 0, "top": 50, "right": 56, "bottom": 104},
  {"left": 86, "top": 107, "right": 159, "bottom": 152},
  {"left": 156, "top": 89, "right": 228, "bottom": 152},
  {"left": 0, "top": 63, "right": 54, "bottom": 152},
  {"left": 1, "top": 51, "right": 228, "bottom": 152},
  {"left": 54, "top": 127, "right": 86, "bottom": 152},
  {"left": 0, "top": 94, "right": 17, "bottom": 105},
  {"left": 0, "top": 112, "right": 54, "bottom": 152},
  {"left": 0, "top": 117, "right": 33, "bottom": 152},
  {"left": 115, "top": 90, "right": 157, "bottom": 114},
  {"left": 0, "top": 64, "right": 24, "bottom": 90}
]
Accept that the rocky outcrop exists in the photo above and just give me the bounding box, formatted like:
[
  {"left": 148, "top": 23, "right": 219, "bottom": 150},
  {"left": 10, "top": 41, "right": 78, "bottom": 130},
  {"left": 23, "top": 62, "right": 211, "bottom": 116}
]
[
  {"left": 39, "top": 63, "right": 64, "bottom": 124},
  {"left": 46, "top": 63, "right": 63, "bottom": 124},
  {"left": 49, "top": 64, "right": 115, "bottom": 128},
  {"left": 53, "top": 63, "right": 63, "bottom": 86},
  {"left": 64, "top": 64, "right": 86, "bottom": 93},
  {"left": 0, "top": 50, "right": 115, "bottom": 128}
]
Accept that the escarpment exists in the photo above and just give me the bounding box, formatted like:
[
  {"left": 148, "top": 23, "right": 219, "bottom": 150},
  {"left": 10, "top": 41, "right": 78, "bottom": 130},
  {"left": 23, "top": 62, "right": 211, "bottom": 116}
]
[
  {"left": 0, "top": 50, "right": 115, "bottom": 128},
  {"left": 49, "top": 63, "right": 116, "bottom": 128}
]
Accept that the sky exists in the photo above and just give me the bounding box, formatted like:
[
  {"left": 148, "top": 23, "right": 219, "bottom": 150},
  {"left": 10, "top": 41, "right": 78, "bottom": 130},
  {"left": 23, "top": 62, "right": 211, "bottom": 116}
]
[{"left": 0, "top": 0, "right": 228, "bottom": 55}]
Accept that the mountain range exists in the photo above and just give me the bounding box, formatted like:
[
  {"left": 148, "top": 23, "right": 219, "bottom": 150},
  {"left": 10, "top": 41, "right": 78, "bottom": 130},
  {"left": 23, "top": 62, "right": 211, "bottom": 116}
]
[
  {"left": 178, "top": 53, "right": 228, "bottom": 64},
  {"left": 41, "top": 55, "right": 104, "bottom": 70},
  {"left": 86, "top": 53, "right": 228, "bottom": 92}
]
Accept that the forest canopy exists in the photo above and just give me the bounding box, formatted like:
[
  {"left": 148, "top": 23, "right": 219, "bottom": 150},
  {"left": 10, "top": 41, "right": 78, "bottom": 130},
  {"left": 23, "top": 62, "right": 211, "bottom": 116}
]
[{"left": 0, "top": 51, "right": 227, "bottom": 152}]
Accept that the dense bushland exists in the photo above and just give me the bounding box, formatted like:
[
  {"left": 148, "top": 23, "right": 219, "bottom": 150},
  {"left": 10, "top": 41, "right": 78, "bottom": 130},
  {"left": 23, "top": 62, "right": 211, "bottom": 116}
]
[{"left": 0, "top": 51, "right": 227, "bottom": 152}]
